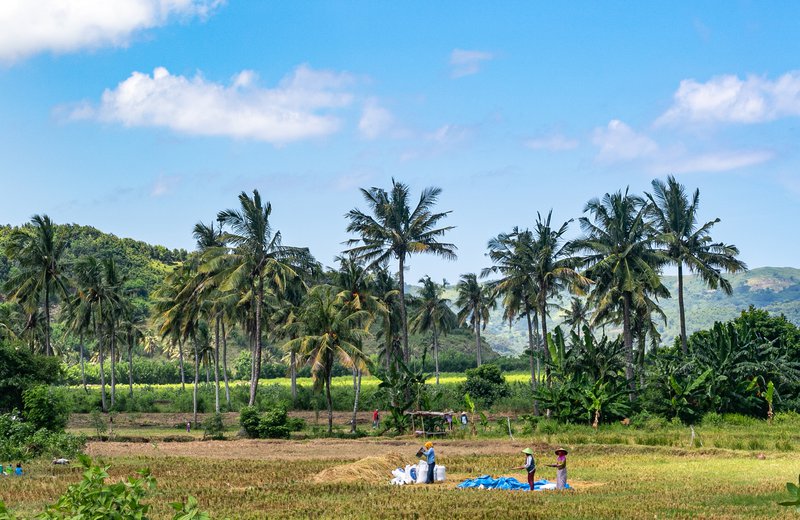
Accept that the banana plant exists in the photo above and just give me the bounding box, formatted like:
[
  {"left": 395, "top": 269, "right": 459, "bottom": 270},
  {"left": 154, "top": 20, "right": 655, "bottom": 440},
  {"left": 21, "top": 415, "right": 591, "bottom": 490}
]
[
  {"left": 667, "top": 368, "right": 713, "bottom": 423},
  {"left": 778, "top": 474, "right": 800, "bottom": 512}
]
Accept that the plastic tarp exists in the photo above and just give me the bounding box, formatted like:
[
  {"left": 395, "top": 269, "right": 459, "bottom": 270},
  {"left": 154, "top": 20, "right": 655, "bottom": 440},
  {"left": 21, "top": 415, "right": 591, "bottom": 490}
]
[{"left": 456, "top": 475, "right": 570, "bottom": 491}]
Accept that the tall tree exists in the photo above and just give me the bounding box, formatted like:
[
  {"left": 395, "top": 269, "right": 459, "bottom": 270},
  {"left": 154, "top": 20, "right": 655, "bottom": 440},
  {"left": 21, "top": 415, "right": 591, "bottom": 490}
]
[
  {"left": 283, "top": 285, "right": 370, "bottom": 433},
  {"left": 483, "top": 227, "right": 541, "bottom": 411},
  {"left": 573, "top": 190, "right": 667, "bottom": 394},
  {"left": 646, "top": 175, "right": 747, "bottom": 354},
  {"left": 561, "top": 297, "right": 592, "bottom": 340},
  {"left": 216, "top": 190, "right": 309, "bottom": 406},
  {"left": 409, "top": 276, "right": 457, "bottom": 384},
  {"left": 345, "top": 179, "right": 456, "bottom": 365},
  {"left": 455, "top": 273, "right": 495, "bottom": 367},
  {"left": 4, "top": 215, "right": 69, "bottom": 356}
]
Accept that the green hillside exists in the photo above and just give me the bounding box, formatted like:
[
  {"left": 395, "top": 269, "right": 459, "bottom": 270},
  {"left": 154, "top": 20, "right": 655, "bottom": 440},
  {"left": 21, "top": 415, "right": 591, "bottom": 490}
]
[{"left": 476, "top": 267, "right": 800, "bottom": 355}]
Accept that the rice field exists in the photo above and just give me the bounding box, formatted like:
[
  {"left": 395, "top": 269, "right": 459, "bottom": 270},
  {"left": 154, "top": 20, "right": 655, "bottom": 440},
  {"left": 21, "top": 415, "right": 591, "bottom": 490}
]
[{"left": 2, "top": 432, "right": 799, "bottom": 518}]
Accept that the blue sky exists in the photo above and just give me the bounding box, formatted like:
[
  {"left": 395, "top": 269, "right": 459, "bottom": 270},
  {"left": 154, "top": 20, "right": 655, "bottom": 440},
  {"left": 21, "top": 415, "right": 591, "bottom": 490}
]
[{"left": 1, "top": 1, "right": 798, "bottom": 282}]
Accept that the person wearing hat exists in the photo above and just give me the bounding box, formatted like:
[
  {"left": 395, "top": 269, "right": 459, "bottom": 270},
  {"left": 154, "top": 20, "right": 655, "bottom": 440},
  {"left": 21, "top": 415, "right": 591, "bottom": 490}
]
[
  {"left": 546, "top": 448, "right": 568, "bottom": 489},
  {"left": 421, "top": 441, "right": 436, "bottom": 484},
  {"left": 511, "top": 448, "right": 536, "bottom": 490}
]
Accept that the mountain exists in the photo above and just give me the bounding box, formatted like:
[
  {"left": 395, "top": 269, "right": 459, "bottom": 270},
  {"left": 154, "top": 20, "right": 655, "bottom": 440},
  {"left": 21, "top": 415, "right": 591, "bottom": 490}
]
[{"left": 473, "top": 267, "right": 800, "bottom": 355}]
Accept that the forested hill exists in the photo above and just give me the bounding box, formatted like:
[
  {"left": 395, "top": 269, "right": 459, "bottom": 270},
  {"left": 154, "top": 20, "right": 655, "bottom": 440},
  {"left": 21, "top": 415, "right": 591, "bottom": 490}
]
[
  {"left": 479, "top": 267, "right": 800, "bottom": 355},
  {"left": 0, "top": 223, "right": 187, "bottom": 301}
]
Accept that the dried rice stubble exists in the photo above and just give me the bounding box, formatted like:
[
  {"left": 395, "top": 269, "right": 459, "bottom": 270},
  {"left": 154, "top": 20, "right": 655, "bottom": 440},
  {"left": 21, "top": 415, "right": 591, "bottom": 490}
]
[{"left": 310, "top": 453, "right": 411, "bottom": 484}]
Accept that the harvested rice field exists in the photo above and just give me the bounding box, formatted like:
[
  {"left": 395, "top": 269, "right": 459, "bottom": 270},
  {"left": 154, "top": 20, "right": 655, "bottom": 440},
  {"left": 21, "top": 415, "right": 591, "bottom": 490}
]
[{"left": 2, "top": 437, "right": 799, "bottom": 519}]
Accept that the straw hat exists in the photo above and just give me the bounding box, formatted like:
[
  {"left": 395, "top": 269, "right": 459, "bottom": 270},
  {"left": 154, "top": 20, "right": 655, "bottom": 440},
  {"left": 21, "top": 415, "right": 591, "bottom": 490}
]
[
  {"left": 554, "top": 447, "right": 568, "bottom": 455},
  {"left": 521, "top": 448, "right": 534, "bottom": 455}
]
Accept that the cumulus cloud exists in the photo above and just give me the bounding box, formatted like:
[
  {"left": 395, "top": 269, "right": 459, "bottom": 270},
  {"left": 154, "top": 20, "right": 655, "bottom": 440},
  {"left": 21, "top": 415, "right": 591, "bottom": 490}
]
[
  {"left": 592, "top": 119, "right": 658, "bottom": 162},
  {"left": 524, "top": 134, "right": 579, "bottom": 151},
  {"left": 358, "top": 98, "right": 393, "bottom": 139},
  {"left": 69, "top": 65, "right": 355, "bottom": 143},
  {"left": 592, "top": 119, "right": 772, "bottom": 174},
  {"left": 0, "top": 0, "right": 223, "bottom": 63},
  {"left": 656, "top": 71, "right": 800, "bottom": 126},
  {"left": 449, "top": 49, "right": 494, "bottom": 78}
]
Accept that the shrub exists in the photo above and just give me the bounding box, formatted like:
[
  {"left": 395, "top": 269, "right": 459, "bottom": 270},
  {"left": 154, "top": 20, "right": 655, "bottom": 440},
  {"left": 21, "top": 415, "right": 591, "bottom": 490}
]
[
  {"left": 203, "top": 413, "right": 225, "bottom": 440},
  {"left": 239, "top": 406, "right": 261, "bottom": 438},
  {"left": 0, "top": 412, "right": 85, "bottom": 462},
  {"left": 462, "top": 364, "right": 509, "bottom": 408},
  {"left": 239, "top": 405, "right": 291, "bottom": 439},
  {"left": 23, "top": 385, "right": 70, "bottom": 432},
  {"left": 701, "top": 411, "right": 724, "bottom": 427}
]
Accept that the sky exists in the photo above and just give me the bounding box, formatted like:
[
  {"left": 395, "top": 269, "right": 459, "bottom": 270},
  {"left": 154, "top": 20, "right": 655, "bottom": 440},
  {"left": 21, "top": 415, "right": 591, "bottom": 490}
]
[{"left": 1, "top": 1, "right": 799, "bottom": 282}]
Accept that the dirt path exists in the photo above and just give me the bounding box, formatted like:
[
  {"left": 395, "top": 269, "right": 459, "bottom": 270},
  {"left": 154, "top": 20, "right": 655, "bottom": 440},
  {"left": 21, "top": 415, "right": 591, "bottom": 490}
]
[{"left": 86, "top": 437, "right": 551, "bottom": 461}]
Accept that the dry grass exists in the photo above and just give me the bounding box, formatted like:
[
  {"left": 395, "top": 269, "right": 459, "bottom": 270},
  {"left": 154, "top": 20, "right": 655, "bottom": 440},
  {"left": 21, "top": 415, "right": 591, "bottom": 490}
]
[{"left": 310, "top": 453, "right": 408, "bottom": 483}]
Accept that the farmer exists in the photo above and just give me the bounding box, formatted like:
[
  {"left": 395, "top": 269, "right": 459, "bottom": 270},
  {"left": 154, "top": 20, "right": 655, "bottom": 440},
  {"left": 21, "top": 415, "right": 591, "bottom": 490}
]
[
  {"left": 372, "top": 409, "right": 380, "bottom": 428},
  {"left": 546, "top": 448, "right": 568, "bottom": 489},
  {"left": 421, "top": 441, "right": 436, "bottom": 484},
  {"left": 512, "top": 448, "right": 536, "bottom": 490},
  {"left": 460, "top": 412, "right": 468, "bottom": 429},
  {"left": 186, "top": 421, "right": 191, "bottom": 433},
  {"left": 14, "top": 463, "right": 22, "bottom": 476}
]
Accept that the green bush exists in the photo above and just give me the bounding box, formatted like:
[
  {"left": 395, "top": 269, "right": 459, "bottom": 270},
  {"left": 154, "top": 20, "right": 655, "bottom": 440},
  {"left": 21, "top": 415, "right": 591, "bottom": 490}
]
[
  {"left": 239, "top": 406, "right": 261, "bottom": 438},
  {"left": 239, "top": 406, "right": 290, "bottom": 439},
  {"left": 203, "top": 413, "right": 225, "bottom": 440},
  {"left": 0, "top": 342, "right": 62, "bottom": 412},
  {"left": 701, "top": 411, "right": 724, "bottom": 427},
  {"left": 0, "top": 412, "right": 85, "bottom": 462},
  {"left": 23, "top": 385, "right": 70, "bottom": 432},
  {"left": 462, "top": 364, "right": 509, "bottom": 408}
]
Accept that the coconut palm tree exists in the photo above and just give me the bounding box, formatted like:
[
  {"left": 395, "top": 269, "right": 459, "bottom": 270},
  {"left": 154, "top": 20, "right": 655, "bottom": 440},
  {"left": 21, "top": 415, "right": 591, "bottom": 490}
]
[
  {"left": 284, "top": 285, "right": 371, "bottom": 434},
  {"left": 455, "top": 273, "right": 496, "bottom": 367},
  {"left": 216, "top": 190, "right": 310, "bottom": 406},
  {"left": 4, "top": 215, "right": 69, "bottom": 356},
  {"left": 646, "top": 175, "right": 747, "bottom": 354},
  {"left": 409, "top": 276, "right": 457, "bottom": 384},
  {"left": 561, "top": 297, "right": 593, "bottom": 340},
  {"left": 483, "top": 227, "right": 542, "bottom": 410},
  {"left": 573, "top": 189, "right": 668, "bottom": 394},
  {"left": 345, "top": 179, "right": 457, "bottom": 365},
  {"left": 530, "top": 211, "right": 589, "bottom": 370}
]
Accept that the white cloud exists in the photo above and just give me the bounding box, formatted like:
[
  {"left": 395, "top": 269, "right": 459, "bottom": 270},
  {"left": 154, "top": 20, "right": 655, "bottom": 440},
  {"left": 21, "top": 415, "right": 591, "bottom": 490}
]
[
  {"left": 358, "top": 98, "right": 393, "bottom": 139},
  {"left": 427, "top": 124, "right": 473, "bottom": 144},
  {"left": 0, "top": 0, "right": 223, "bottom": 63},
  {"left": 656, "top": 71, "right": 800, "bottom": 126},
  {"left": 150, "top": 174, "right": 180, "bottom": 197},
  {"left": 524, "top": 134, "right": 579, "bottom": 151},
  {"left": 592, "top": 119, "right": 658, "bottom": 162},
  {"left": 654, "top": 150, "right": 774, "bottom": 174},
  {"left": 449, "top": 48, "right": 494, "bottom": 78},
  {"left": 70, "top": 65, "right": 355, "bottom": 143}
]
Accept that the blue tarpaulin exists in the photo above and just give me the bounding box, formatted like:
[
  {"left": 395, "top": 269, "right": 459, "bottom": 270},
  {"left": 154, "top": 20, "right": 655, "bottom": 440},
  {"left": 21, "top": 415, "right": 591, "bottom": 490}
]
[{"left": 456, "top": 475, "right": 570, "bottom": 491}]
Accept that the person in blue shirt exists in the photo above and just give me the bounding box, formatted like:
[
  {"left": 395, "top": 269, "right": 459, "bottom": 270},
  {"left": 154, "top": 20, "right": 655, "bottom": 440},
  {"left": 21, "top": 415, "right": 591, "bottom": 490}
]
[
  {"left": 14, "top": 463, "right": 22, "bottom": 476},
  {"left": 421, "top": 441, "right": 436, "bottom": 484}
]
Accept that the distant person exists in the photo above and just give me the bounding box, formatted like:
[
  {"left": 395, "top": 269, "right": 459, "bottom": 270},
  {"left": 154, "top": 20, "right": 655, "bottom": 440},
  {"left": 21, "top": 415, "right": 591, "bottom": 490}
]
[
  {"left": 14, "top": 463, "right": 22, "bottom": 476},
  {"left": 444, "top": 412, "right": 453, "bottom": 431},
  {"left": 372, "top": 409, "right": 380, "bottom": 428},
  {"left": 420, "top": 441, "right": 436, "bottom": 484},
  {"left": 546, "top": 448, "right": 568, "bottom": 489},
  {"left": 186, "top": 421, "right": 191, "bottom": 433},
  {"left": 460, "top": 412, "right": 468, "bottom": 429},
  {"left": 512, "top": 448, "right": 536, "bottom": 490}
]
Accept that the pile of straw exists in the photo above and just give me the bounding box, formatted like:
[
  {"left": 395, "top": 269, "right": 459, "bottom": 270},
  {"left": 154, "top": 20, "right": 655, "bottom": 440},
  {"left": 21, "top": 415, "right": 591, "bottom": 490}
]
[{"left": 311, "top": 453, "right": 409, "bottom": 484}]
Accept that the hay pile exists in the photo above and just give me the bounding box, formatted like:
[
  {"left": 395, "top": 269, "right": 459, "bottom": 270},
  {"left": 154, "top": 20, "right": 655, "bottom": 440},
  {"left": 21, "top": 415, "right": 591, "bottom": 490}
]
[{"left": 311, "top": 453, "right": 409, "bottom": 484}]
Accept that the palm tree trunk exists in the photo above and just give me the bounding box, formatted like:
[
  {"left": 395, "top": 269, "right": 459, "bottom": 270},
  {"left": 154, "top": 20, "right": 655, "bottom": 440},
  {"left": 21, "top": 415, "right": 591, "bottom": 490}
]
[
  {"left": 44, "top": 287, "right": 52, "bottom": 356},
  {"left": 178, "top": 339, "right": 186, "bottom": 391},
  {"left": 539, "top": 301, "right": 551, "bottom": 385},
  {"left": 678, "top": 262, "right": 688, "bottom": 354},
  {"left": 193, "top": 336, "right": 199, "bottom": 427},
  {"left": 110, "top": 325, "right": 116, "bottom": 409},
  {"left": 205, "top": 355, "right": 210, "bottom": 385},
  {"left": 326, "top": 369, "right": 333, "bottom": 434},
  {"left": 127, "top": 340, "right": 134, "bottom": 399},
  {"left": 398, "top": 256, "right": 409, "bottom": 364},
  {"left": 433, "top": 325, "right": 440, "bottom": 384},
  {"left": 526, "top": 308, "right": 539, "bottom": 416},
  {"left": 638, "top": 331, "right": 646, "bottom": 389},
  {"left": 290, "top": 351, "right": 297, "bottom": 401},
  {"left": 214, "top": 316, "right": 221, "bottom": 414},
  {"left": 80, "top": 332, "right": 87, "bottom": 393},
  {"left": 475, "top": 314, "right": 482, "bottom": 367},
  {"left": 350, "top": 368, "right": 362, "bottom": 433},
  {"left": 249, "top": 276, "right": 264, "bottom": 406},
  {"left": 221, "top": 321, "right": 230, "bottom": 407},
  {"left": 622, "top": 293, "right": 635, "bottom": 398},
  {"left": 96, "top": 316, "right": 107, "bottom": 413}
]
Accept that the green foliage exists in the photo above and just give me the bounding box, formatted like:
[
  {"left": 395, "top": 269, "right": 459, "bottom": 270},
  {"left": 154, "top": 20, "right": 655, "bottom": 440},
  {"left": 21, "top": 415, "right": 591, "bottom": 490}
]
[
  {"left": 0, "top": 412, "right": 85, "bottom": 462},
  {"left": 375, "top": 358, "right": 431, "bottom": 433},
  {"left": 203, "top": 413, "right": 225, "bottom": 440},
  {"left": 462, "top": 364, "right": 508, "bottom": 407},
  {"left": 778, "top": 474, "right": 800, "bottom": 512},
  {"left": 0, "top": 342, "right": 61, "bottom": 412},
  {"left": 0, "top": 455, "right": 210, "bottom": 520},
  {"left": 22, "top": 385, "right": 69, "bottom": 432},
  {"left": 238, "top": 405, "right": 290, "bottom": 439},
  {"left": 89, "top": 409, "right": 108, "bottom": 437}
]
